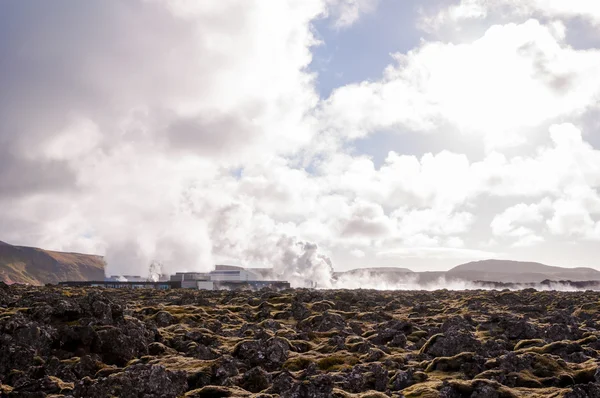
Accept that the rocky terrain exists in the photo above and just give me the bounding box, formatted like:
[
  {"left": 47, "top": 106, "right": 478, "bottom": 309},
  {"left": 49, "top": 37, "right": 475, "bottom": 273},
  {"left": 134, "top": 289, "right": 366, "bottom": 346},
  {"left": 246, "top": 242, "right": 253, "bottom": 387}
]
[
  {"left": 0, "top": 241, "right": 104, "bottom": 285},
  {"left": 1, "top": 283, "right": 600, "bottom": 397}
]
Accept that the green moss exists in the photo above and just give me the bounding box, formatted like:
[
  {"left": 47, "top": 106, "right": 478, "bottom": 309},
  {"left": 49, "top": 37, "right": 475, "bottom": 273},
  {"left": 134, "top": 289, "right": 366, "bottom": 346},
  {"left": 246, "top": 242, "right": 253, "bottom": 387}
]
[
  {"left": 358, "top": 392, "right": 390, "bottom": 398},
  {"left": 147, "top": 355, "right": 212, "bottom": 374},
  {"left": 418, "top": 333, "right": 444, "bottom": 355},
  {"left": 408, "top": 330, "right": 429, "bottom": 342},
  {"left": 283, "top": 356, "right": 314, "bottom": 371},
  {"left": 425, "top": 352, "right": 475, "bottom": 372},
  {"left": 513, "top": 339, "right": 545, "bottom": 350},
  {"left": 402, "top": 381, "right": 443, "bottom": 398},
  {"left": 317, "top": 354, "right": 360, "bottom": 371}
]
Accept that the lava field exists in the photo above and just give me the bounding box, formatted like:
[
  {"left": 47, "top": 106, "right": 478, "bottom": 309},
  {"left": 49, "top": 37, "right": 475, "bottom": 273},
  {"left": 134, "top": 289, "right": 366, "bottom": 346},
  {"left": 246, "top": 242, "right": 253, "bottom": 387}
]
[{"left": 1, "top": 283, "right": 600, "bottom": 397}]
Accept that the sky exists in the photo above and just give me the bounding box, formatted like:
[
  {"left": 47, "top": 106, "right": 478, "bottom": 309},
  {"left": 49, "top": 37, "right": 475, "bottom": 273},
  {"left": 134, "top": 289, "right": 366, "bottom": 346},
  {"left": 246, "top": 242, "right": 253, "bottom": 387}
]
[{"left": 1, "top": 0, "right": 600, "bottom": 278}]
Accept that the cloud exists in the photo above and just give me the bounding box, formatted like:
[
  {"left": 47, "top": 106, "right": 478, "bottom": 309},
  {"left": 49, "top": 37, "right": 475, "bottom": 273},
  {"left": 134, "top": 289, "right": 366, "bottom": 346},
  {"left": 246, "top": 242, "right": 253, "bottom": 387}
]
[
  {"left": 423, "top": 0, "right": 600, "bottom": 30},
  {"left": 491, "top": 200, "right": 551, "bottom": 246},
  {"left": 326, "top": 0, "right": 380, "bottom": 28},
  {"left": 377, "top": 247, "right": 499, "bottom": 260},
  {"left": 320, "top": 19, "right": 600, "bottom": 149},
  {"left": 340, "top": 200, "right": 392, "bottom": 238},
  {"left": 0, "top": 0, "right": 330, "bottom": 276},
  {"left": 1, "top": 0, "right": 600, "bottom": 280},
  {"left": 546, "top": 185, "right": 600, "bottom": 240},
  {"left": 350, "top": 249, "right": 366, "bottom": 258}
]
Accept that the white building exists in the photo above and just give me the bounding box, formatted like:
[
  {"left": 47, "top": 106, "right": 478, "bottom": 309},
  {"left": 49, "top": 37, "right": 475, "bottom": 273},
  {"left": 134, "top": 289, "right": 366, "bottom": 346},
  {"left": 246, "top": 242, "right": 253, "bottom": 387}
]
[
  {"left": 209, "top": 266, "right": 261, "bottom": 282},
  {"left": 170, "top": 272, "right": 211, "bottom": 289},
  {"left": 168, "top": 265, "right": 264, "bottom": 290}
]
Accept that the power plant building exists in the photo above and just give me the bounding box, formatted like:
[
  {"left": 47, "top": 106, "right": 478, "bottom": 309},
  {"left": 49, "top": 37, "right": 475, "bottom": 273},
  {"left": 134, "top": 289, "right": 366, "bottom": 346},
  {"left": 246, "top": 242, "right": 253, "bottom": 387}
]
[
  {"left": 169, "top": 265, "right": 288, "bottom": 290},
  {"left": 60, "top": 265, "right": 290, "bottom": 291}
]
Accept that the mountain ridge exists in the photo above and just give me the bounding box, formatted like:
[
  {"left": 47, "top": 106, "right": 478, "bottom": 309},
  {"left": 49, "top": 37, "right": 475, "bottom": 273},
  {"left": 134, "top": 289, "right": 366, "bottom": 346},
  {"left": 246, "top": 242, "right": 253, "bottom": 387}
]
[
  {"left": 335, "top": 259, "right": 600, "bottom": 284},
  {"left": 0, "top": 241, "right": 105, "bottom": 285},
  {"left": 448, "top": 259, "right": 599, "bottom": 274}
]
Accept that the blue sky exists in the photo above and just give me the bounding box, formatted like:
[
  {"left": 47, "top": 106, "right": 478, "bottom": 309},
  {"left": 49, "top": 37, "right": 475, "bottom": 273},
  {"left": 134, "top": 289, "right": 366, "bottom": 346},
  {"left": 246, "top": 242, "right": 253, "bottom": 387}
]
[{"left": 312, "top": 1, "right": 423, "bottom": 97}]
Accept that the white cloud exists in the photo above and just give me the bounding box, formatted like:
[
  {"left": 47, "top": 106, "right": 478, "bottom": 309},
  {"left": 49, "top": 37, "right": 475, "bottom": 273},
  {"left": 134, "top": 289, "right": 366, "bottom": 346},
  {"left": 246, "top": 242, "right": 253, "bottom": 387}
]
[
  {"left": 340, "top": 200, "right": 392, "bottom": 238},
  {"left": 546, "top": 185, "right": 600, "bottom": 240},
  {"left": 40, "top": 117, "right": 102, "bottom": 161},
  {"left": 326, "top": 0, "right": 380, "bottom": 28},
  {"left": 2, "top": 0, "right": 600, "bottom": 280},
  {"left": 424, "top": 0, "right": 600, "bottom": 30},
  {"left": 350, "top": 248, "right": 366, "bottom": 258},
  {"left": 377, "top": 247, "right": 498, "bottom": 259},
  {"left": 321, "top": 20, "right": 600, "bottom": 149},
  {"left": 491, "top": 200, "right": 551, "bottom": 246},
  {"left": 0, "top": 0, "right": 332, "bottom": 276}
]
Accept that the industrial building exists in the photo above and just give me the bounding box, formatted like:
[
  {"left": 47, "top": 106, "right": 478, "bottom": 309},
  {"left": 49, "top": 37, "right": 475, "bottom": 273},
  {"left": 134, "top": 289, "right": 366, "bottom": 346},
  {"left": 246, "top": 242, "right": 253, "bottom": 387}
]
[
  {"left": 105, "top": 275, "right": 152, "bottom": 282},
  {"left": 169, "top": 265, "right": 289, "bottom": 290},
  {"left": 59, "top": 280, "right": 180, "bottom": 289},
  {"left": 59, "top": 265, "right": 290, "bottom": 290}
]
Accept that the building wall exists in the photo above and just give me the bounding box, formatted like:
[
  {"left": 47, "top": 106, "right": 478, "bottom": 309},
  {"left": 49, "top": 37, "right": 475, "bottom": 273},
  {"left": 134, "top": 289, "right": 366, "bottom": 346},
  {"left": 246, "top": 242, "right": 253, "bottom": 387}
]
[
  {"left": 209, "top": 270, "right": 241, "bottom": 281},
  {"left": 59, "top": 281, "right": 180, "bottom": 289},
  {"left": 197, "top": 281, "right": 214, "bottom": 290},
  {"left": 171, "top": 272, "right": 210, "bottom": 282},
  {"left": 209, "top": 269, "right": 261, "bottom": 281},
  {"left": 181, "top": 281, "right": 199, "bottom": 289}
]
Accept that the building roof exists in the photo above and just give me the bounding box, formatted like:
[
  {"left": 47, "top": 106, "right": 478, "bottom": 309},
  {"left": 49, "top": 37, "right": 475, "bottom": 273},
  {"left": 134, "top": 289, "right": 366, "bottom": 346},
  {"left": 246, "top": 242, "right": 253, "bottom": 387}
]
[{"left": 214, "top": 264, "right": 244, "bottom": 271}]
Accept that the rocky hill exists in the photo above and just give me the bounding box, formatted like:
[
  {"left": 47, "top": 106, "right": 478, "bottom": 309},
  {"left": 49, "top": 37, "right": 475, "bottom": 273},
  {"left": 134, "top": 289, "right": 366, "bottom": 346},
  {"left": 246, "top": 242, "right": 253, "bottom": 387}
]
[{"left": 0, "top": 241, "right": 105, "bottom": 285}]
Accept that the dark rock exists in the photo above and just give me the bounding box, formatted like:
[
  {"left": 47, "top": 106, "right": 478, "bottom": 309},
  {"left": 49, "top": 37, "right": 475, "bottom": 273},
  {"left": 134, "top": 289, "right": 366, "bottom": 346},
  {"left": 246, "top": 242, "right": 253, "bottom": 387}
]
[
  {"left": 564, "top": 383, "right": 600, "bottom": 398},
  {"left": 297, "top": 311, "right": 346, "bottom": 332},
  {"left": 94, "top": 318, "right": 154, "bottom": 366},
  {"left": 389, "top": 370, "right": 416, "bottom": 391},
  {"left": 420, "top": 330, "right": 481, "bottom": 357},
  {"left": 73, "top": 364, "right": 187, "bottom": 398},
  {"left": 268, "top": 370, "right": 294, "bottom": 394},
  {"left": 233, "top": 336, "right": 289, "bottom": 371},
  {"left": 344, "top": 367, "right": 366, "bottom": 393},
  {"left": 148, "top": 342, "right": 176, "bottom": 356},
  {"left": 282, "top": 374, "right": 334, "bottom": 398},
  {"left": 239, "top": 366, "right": 271, "bottom": 393},
  {"left": 154, "top": 311, "right": 175, "bottom": 327}
]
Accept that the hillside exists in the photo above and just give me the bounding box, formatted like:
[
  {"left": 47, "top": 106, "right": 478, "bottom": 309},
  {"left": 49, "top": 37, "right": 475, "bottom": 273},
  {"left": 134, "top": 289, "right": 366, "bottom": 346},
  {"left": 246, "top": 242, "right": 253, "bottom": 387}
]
[
  {"left": 0, "top": 241, "right": 105, "bottom": 285},
  {"left": 447, "top": 259, "right": 600, "bottom": 283},
  {"left": 329, "top": 260, "right": 600, "bottom": 285},
  {"left": 335, "top": 267, "right": 414, "bottom": 275}
]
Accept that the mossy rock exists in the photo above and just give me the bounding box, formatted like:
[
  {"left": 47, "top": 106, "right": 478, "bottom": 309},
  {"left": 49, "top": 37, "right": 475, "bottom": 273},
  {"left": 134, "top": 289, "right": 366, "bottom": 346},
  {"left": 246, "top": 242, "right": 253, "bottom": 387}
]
[
  {"left": 283, "top": 356, "right": 314, "bottom": 371},
  {"left": 514, "top": 339, "right": 545, "bottom": 350},
  {"left": 408, "top": 330, "right": 429, "bottom": 343},
  {"left": 418, "top": 333, "right": 444, "bottom": 355},
  {"left": 425, "top": 352, "right": 476, "bottom": 372},
  {"left": 402, "top": 380, "right": 443, "bottom": 398},
  {"left": 184, "top": 385, "right": 252, "bottom": 397},
  {"left": 317, "top": 354, "right": 360, "bottom": 371}
]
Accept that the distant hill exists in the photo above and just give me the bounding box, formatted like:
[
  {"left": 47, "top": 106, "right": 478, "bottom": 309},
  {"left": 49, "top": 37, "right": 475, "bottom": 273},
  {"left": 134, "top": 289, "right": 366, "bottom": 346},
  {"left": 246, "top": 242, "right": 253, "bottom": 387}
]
[
  {"left": 328, "top": 260, "right": 600, "bottom": 285},
  {"left": 336, "top": 267, "right": 414, "bottom": 275},
  {"left": 447, "top": 259, "right": 600, "bottom": 283},
  {"left": 0, "top": 241, "right": 105, "bottom": 285},
  {"left": 334, "top": 267, "right": 413, "bottom": 279}
]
